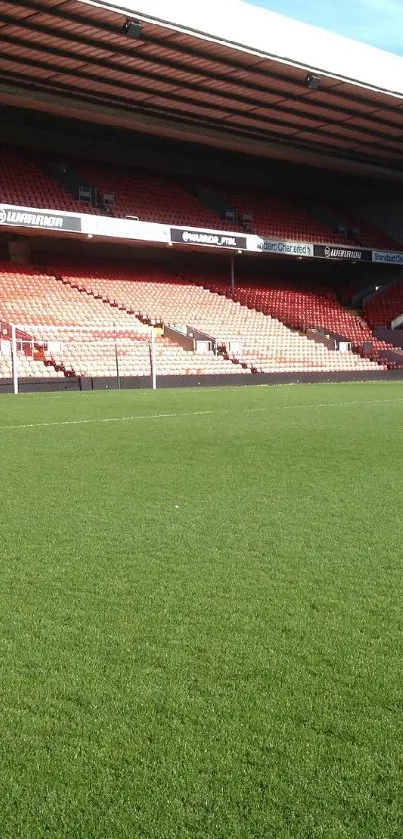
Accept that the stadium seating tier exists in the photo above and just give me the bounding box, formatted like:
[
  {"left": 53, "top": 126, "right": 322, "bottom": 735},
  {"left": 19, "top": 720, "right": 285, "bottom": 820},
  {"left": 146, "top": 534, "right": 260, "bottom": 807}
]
[
  {"left": 0, "top": 265, "right": 245, "bottom": 378},
  {"left": 31, "top": 260, "right": 386, "bottom": 375}
]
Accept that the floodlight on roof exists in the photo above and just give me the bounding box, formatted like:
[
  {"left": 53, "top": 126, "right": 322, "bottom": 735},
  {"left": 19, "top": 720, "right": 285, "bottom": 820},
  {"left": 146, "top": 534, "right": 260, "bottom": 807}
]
[
  {"left": 306, "top": 73, "right": 321, "bottom": 90},
  {"left": 122, "top": 19, "right": 143, "bottom": 39}
]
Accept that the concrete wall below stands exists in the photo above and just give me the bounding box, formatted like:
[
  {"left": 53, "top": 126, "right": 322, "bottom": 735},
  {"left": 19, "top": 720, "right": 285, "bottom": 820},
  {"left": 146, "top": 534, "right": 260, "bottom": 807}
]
[{"left": 2, "top": 369, "right": 403, "bottom": 394}]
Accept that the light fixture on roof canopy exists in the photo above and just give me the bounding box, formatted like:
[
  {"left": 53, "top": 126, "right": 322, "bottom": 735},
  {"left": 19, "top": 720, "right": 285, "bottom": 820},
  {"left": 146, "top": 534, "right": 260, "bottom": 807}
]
[
  {"left": 306, "top": 73, "right": 321, "bottom": 90},
  {"left": 122, "top": 19, "right": 143, "bottom": 39}
]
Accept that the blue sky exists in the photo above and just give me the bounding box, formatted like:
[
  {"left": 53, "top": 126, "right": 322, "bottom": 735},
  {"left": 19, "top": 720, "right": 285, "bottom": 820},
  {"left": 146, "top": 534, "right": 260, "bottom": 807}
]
[{"left": 244, "top": 0, "right": 403, "bottom": 55}]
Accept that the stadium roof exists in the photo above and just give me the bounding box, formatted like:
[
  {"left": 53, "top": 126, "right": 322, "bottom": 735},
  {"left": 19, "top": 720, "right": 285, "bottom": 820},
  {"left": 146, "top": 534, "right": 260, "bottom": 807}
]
[{"left": 2, "top": 0, "right": 403, "bottom": 180}]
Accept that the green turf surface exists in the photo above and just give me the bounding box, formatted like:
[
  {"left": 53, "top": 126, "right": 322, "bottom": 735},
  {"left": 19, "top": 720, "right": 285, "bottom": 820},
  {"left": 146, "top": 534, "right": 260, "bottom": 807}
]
[{"left": 0, "top": 382, "right": 402, "bottom": 839}]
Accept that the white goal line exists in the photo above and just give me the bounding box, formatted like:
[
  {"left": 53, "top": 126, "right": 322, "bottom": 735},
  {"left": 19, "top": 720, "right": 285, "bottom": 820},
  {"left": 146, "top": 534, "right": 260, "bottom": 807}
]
[{"left": 1, "top": 398, "right": 402, "bottom": 432}]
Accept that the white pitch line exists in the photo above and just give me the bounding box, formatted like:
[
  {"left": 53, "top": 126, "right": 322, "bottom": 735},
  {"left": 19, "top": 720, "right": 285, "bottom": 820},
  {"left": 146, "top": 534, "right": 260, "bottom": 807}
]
[
  {"left": 0, "top": 397, "right": 402, "bottom": 431},
  {"left": 0, "top": 409, "right": 216, "bottom": 431}
]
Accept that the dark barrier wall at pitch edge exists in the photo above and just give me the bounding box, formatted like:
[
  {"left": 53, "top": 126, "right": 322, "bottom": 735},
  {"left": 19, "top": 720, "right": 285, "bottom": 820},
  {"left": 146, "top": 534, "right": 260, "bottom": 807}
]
[
  {"left": 145, "top": 370, "right": 403, "bottom": 388},
  {"left": 3, "top": 370, "right": 403, "bottom": 394},
  {"left": 0, "top": 376, "right": 80, "bottom": 394}
]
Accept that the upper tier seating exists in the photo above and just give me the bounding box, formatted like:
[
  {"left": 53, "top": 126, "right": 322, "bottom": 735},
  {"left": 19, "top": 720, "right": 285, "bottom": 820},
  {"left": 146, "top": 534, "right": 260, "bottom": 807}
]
[
  {"left": 70, "top": 160, "right": 235, "bottom": 229},
  {"left": 208, "top": 183, "right": 401, "bottom": 249},
  {"left": 45, "top": 260, "right": 385, "bottom": 373},
  {"left": 0, "top": 148, "right": 93, "bottom": 214},
  {"left": 319, "top": 202, "right": 400, "bottom": 251},
  {"left": 363, "top": 277, "right": 403, "bottom": 329},
  {"left": 198, "top": 182, "right": 347, "bottom": 243}
]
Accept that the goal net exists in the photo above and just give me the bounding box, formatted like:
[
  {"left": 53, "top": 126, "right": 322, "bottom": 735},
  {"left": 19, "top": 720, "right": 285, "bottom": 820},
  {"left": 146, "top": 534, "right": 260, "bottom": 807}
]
[{"left": 1, "top": 322, "right": 157, "bottom": 392}]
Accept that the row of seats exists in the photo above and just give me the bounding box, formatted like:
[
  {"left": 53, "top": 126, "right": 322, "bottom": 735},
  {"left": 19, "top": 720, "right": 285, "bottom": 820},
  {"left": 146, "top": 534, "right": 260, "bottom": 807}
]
[
  {"left": 0, "top": 347, "right": 65, "bottom": 379},
  {"left": 73, "top": 160, "right": 401, "bottom": 248},
  {"left": 205, "top": 182, "right": 346, "bottom": 244},
  {"left": 2, "top": 258, "right": 399, "bottom": 378},
  {"left": 321, "top": 201, "right": 399, "bottom": 251},
  {"left": 182, "top": 179, "right": 401, "bottom": 250},
  {"left": 46, "top": 338, "right": 241, "bottom": 378}
]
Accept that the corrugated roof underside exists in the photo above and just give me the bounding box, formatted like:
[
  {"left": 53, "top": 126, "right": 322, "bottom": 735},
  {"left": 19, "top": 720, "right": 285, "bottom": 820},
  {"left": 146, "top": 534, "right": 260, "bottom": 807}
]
[{"left": 0, "top": 0, "right": 402, "bottom": 175}]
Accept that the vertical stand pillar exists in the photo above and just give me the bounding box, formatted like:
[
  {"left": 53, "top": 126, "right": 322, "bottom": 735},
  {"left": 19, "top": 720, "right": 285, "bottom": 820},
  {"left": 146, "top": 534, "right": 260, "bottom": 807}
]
[
  {"left": 230, "top": 254, "right": 235, "bottom": 295},
  {"left": 114, "top": 327, "right": 121, "bottom": 390}
]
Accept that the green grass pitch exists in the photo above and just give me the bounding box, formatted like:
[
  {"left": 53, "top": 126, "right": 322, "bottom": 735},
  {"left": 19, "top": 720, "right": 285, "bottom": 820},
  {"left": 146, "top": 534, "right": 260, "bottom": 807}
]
[{"left": 0, "top": 382, "right": 402, "bottom": 839}]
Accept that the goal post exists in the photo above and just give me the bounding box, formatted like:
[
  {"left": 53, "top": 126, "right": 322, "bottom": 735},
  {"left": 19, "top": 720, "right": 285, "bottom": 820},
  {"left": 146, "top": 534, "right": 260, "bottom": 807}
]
[
  {"left": 11, "top": 323, "right": 19, "bottom": 395},
  {"left": 5, "top": 322, "right": 158, "bottom": 393},
  {"left": 151, "top": 327, "right": 157, "bottom": 391}
]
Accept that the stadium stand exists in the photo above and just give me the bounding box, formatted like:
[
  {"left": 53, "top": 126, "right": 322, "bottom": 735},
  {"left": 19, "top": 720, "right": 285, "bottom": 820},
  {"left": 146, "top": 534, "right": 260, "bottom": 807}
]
[
  {"left": 195, "top": 181, "right": 346, "bottom": 243},
  {"left": 0, "top": 336, "right": 59, "bottom": 379},
  {"left": 0, "top": 141, "right": 399, "bottom": 259},
  {"left": 35, "top": 260, "right": 385, "bottom": 374},
  {"left": 197, "top": 274, "right": 397, "bottom": 365},
  {"left": 189, "top": 180, "right": 402, "bottom": 249},
  {"left": 49, "top": 156, "right": 401, "bottom": 249},
  {"left": 313, "top": 201, "right": 401, "bottom": 250},
  {"left": 0, "top": 265, "right": 242, "bottom": 378}
]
